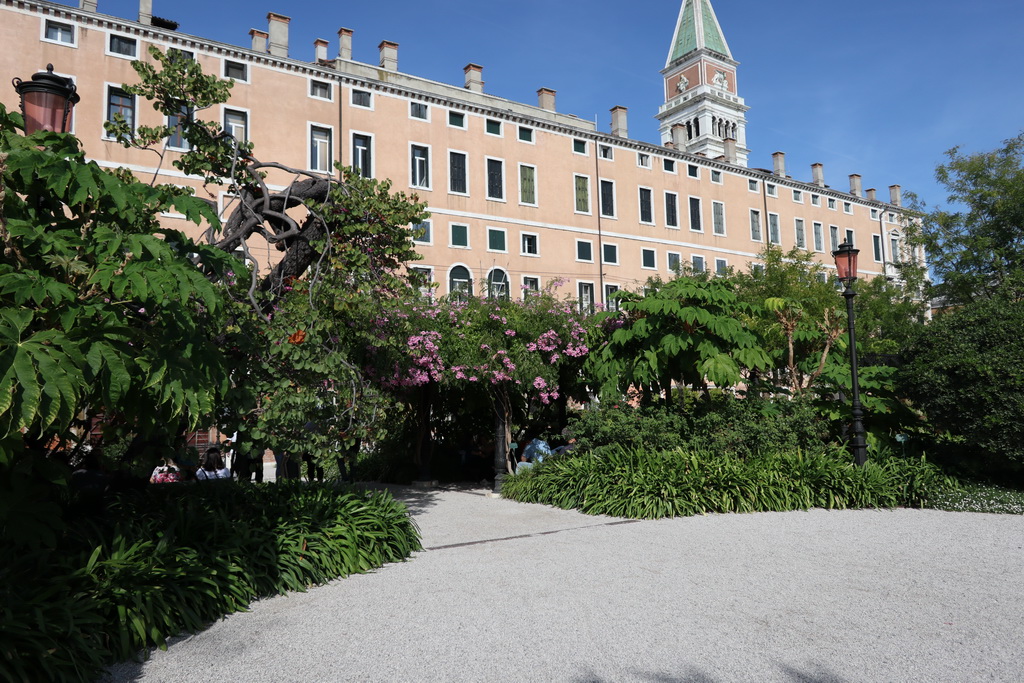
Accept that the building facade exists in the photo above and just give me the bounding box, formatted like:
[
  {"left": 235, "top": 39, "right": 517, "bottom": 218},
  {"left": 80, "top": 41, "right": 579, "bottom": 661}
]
[{"left": 1, "top": 0, "right": 919, "bottom": 308}]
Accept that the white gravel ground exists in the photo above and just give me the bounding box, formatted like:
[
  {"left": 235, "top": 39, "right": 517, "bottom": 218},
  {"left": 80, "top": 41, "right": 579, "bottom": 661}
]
[{"left": 102, "top": 485, "right": 1024, "bottom": 682}]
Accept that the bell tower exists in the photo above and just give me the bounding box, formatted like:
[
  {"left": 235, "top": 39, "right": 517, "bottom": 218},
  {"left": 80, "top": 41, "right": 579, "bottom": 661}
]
[{"left": 657, "top": 0, "right": 749, "bottom": 166}]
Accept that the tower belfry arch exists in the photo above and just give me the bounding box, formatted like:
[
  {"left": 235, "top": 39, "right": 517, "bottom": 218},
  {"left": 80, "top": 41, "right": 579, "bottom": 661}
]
[{"left": 657, "top": 0, "right": 750, "bottom": 166}]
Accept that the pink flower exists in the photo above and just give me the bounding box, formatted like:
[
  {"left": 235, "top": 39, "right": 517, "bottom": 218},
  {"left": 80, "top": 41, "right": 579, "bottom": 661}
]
[
  {"left": 505, "top": 329, "right": 516, "bottom": 336},
  {"left": 533, "top": 377, "right": 547, "bottom": 389}
]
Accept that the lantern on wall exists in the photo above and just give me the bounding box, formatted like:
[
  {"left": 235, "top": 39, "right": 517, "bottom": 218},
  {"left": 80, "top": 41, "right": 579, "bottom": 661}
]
[{"left": 12, "top": 64, "right": 80, "bottom": 135}]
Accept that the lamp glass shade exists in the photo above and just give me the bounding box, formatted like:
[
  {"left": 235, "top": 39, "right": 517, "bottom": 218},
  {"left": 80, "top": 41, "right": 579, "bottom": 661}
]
[
  {"left": 22, "top": 89, "right": 74, "bottom": 134},
  {"left": 832, "top": 242, "right": 859, "bottom": 283}
]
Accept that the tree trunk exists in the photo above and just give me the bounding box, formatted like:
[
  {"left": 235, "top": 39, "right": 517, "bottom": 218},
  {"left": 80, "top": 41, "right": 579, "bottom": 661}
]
[{"left": 492, "top": 391, "right": 511, "bottom": 493}]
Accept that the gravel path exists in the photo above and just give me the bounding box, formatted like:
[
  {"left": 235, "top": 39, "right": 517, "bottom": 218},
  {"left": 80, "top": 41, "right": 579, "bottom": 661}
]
[{"left": 102, "top": 485, "right": 1024, "bottom": 682}]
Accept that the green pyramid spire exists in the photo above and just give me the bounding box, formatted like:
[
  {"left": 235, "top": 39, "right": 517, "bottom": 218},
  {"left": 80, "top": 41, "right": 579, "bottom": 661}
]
[{"left": 667, "top": 0, "right": 732, "bottom": 65}]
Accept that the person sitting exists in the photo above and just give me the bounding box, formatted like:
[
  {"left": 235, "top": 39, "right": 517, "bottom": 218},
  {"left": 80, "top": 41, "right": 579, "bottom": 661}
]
[
  {"left": 150, "top": 457, "right": 181, "bottom": 484},
  {"left": 196, "top": 447, "right": 231, "bottom": 480},
  {"left": 515, "top": 452, "right": 534, "bottom": 473},
  {"left": 523, "top": 437, "right": 552, "bottom": 464}
]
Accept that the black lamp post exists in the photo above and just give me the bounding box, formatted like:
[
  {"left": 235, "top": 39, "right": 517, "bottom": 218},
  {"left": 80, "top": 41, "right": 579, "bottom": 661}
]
[
  {"left": 12, "top": 64, "right": 80, "bottom": 135},
  {"left": 832, "top": 240, "right": 868, "bottom": 466}
]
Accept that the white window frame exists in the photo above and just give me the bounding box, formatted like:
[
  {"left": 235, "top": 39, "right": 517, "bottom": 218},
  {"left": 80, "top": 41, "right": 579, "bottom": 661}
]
[
  {"left": 845, "top": 228, "right": 855, "bottom": 245},
  {"left": 578, "top": 281, "right": 596, "bottom": 314},
  {"left": 164, "top": 104, "right": 190, "bottom": 152},
  {"left": 412, "top": 220, "right": 433, "bottom": 246},
  {"left": 844, "top": 202, "right": 854, "bottom": 215},
  {"left": 307, "top": 122, "right": 334, "bottom": 174},
  {"left": 448, "top": 149, "right": 470, "bottom": 196},
  {"left": 409, "top": 101, "right": 430, "bottom": 122},
  {"left": 663, "top": 158, "right": 677, "bottom": 174},
  {"left": 486, "top": 227, "right": 507, "bottom": 254},
  {"left": 410, "top": 142, "right": 431, "bottom": 190},
  {"left": 103, "top": 83, "right": 137, "bottom": 141},
  {"left": 667, "top": 251, "right": 681, "bottom": 273},
  {"left": 750, "top": 209, "right": 763, "bottom": 242},
  {"left": 687, "top": 164, "right": 700, "bottom": 179},
  {"left": 598, "top": 144, "right": 614, "bottom": 160},
  {"left": 410, "top": 266, "right": 434, "bottom": 299},
  {"left": 828, "top": 197, "right": 837, "bottom": 210},
  {"left": 41, "top": 18, "right": 77, "bottom": 47},
  {"left": 308, "top": 77, "right": 333, "bottom": 102},
  {"left": 637, "top": 152, "right": 652, "bottom": 169},
  {"left": 768, "top": 212, "right": 781, "bottom": 245},
  {"left": 830, "top": 225, "right": 840, "bottom": 251},
  {"left": 350, "top": 88, "right": 373, "bottom": 110},
  {"left": 601, "top": 242, "right": 620, "bottom": 266},
  {"left": 604, "top": 284, "right": 621, "bottom": 311},
  {"left": 711, "top": 169, "right": 723, "bottom": 185},
  {"left": 448, "top": 263, "right": 474, "bottom": 299},
  {"left": 638, "top": 186, "right": 655, "bottom": 225},
  {"left": 792, "top": 189, "right": 803, "bottom": 204},
  {"left": 573, "top": 139, "right": 589, "bottom": 156},
  {"left": 222, "top": 59, "right": 249, "bottom": 84},
  {"left": 485, "top": 118, "right": 503, "bottom": 137},
  {"left": 521, "top": 275, "right": 541, "bottom": 298},
  {"left": 712, "top": 200, "right": 726, "bottom": 236},
  {"left": 447, "top": 110, "right": 467, "bottom": 129},
  {"left": 811, "top": 194, "right": 821, "bottom": 207},
  {"left": 794, "top": 218, "right": 806, "bottom": 249},
  {"left": 573, "top": 174, "right": 592, "bottom": 215},
  {"left": 691, "top": 255, "right": 706, "bottom": 273},
  {"left": 484, "top": 156, "right": 505, "bottom": 202},
  {"left": 766, "top": 183, "right": 777, "bottom": 198},
  {"left": 351, "top": 130, "right": 374, "bottom": 178},
  {"left": 520, "top": 231, "right": 540, "bottom": 257},
  {"left": 221, "top": 105, "right": 250, "bottom": 142},
  {"left": 748, "top": 179, "right": 759, "bottom": 193},
  {"left": 106, "top": 33, "right": 138, "bottom": 60},
  {"left": 518, "top": 163, "right": 538, "bottom": 206},
  {"left": 715, "top": 258, "right": 728, "bottom": 276},
  {"left": 518, "top": 126, "right": 535, "bottom": 144},
  {"left": 448, "top": 222, "right": 471, "bottom": 249},
  {"left": 664, "top": 191, "right": 679, "bottom": 229},
  {"left": 641, "top": 248, "right": 657, "bottom": 271},
  {"left": 813, "top": 222, "right": 824, "bottom": 252},
  {"left": 688, "top": 196, "right": 703, "bottom": 233},
  {"left": 872, "top": 234, "right": 883, "bottom": 262},
  {"left": 599, "top": 178, "right": 616, "bottom": 219},
  {"left": 575, "top": 239, "right": 595, "bottom": 264}
]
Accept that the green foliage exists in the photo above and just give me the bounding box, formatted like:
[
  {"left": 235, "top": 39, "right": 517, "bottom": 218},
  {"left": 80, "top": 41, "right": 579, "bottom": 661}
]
[
  {"left": 502, "top": 445, "right": 955, "bottom": 519},
  {"left": 0, "top": 482, "right": 420, "bottom": 682},
  {"left": 898, "top": 293, "right": 1024, "bottom": 472}
]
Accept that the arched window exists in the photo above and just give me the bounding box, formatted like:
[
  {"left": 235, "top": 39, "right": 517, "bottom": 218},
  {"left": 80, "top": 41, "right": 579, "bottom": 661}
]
[
  {"left": 449, "top": 265, "right": 473, "bottom": 300},
  {"left": 487, "top": 268, "right": 509, "bottom": 300}
]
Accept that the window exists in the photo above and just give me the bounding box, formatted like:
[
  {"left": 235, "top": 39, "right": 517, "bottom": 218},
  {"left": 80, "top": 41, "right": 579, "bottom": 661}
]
[
  {"left": 488, "top": 269, "right": 509, "bottom": 299},
  {"left": 224, "top": 109, "right": 247, "bottom": 141},
  {"left": 844, "top": 202, "right": 853, "bottom": 214},
  {"left": 689, "top": 197, "right": 702, "bottom": 232},
  {"left": 890, "top": 237, "right": 901, "bottom": 263},
  {"left": 665, "top": 192, "right": 679, "bottom": 228},
  {"left": 309, "top": 125, "right": 332, "bottom": 172},
  {"left": 485, "top": 119, "right": 502, "bottom": 136},
  {"left": 518, "top": 126, "right": 534, "bottom": 143},
  {"left": 486, "top": 158, "right": 504, "bottom": 200},
  {"left": 715, "top": 258, "right": 728, "bottom": 276},
  {"left": 519, "top": 164, "right": 536, "bottom": 205},
  {"left": 352, "top": 133, "right": 372, "bottom": 178},
  {"left": 410, "top": 102, "right": 428, "bottom": 120},
  {"left": 828, "top": 197, "right": 837, "bottom": 210},
  {"left": 792, "top": 189, "right": 802, "bottom": 203},
  {"left": 768, "top": 213, "right": 781, "bottom": 245},
  {"left": 639, "top": 188, "right": 653, "bottom": 223},
  {"left": 450, "top": 266, "right": 473, "bottom": 299},
  {"left": 750, "top": 209, "right": 762, "bottom": 241},
  {"left": 599, "top": 180, "right": 615, "bottom": 217},
  {"left": 573, "top": 139, "right": 588, "bottom": 155},
  {"left": 310, "top": 79, "right": 331, "bottom": 100},
  {"left": 641, "top": 248, "right": 656, "bottom": 270},
  {"left": 829, "top": 225, "right": 839, "bottom": 251},
  {"left": 574, "top": 175, "right": 590, "bottom": 213},
  {"left": 109, "top": 34, "right": 137, "bottom": 57},
  {"left": 794, "top": 219, "right": 806, "bottom": 249},
  {"left": 871, "top": 208, "right": 879, "bottom": 220},
  {"left": 667, "top": 252, "right": 681, "bottom": 273},
  {"left": 166, "top": 104, "right": 189, "bottom": 150},
  {"left": 604, "top": 284, "right": 620, "bottom": 311},
  {"left": 813, "top": 222, "right": 824, "bottom": 252},
  {"left": 522, "top": 277, "right": 540, "bottom": 297},
  {"left": 224, "top": 60, "right": 247, "bottom": 81},
  {"left": 811, "top": 194, "right": 821, "bottom": 207},
  {"left": 448, "top": 111, "right": 466, "bottom": 128},
  {"left": 637, "top": 153, "right": 651, "bottom": 168},
  {"left": 712, "top": 201, "right": 726, "bottom": 236},
  {"left": 687, "top": 164, "right": 699, "bottom": 178},
  {"left": 691, "top": 255, "right": 706, "bottom": 273},
  {"left": 753, "top": 264, "right": 765, "bottom": 276},
  {"left": 411, "top": 144, "right": 430, "bottom": 188},
  {"left": 521, "top": 232, "right": 539, "bottom": 256},
  {"left": 748, "top": 179, "right": 759, "bottom": 192},
  {"left": 449, "top": 151, "right": 468, "bottom": 194},
  {"left": 711, "top": 170, "right": 722, "bottom": 184},
  {"left": 351, "top": 89, "right": 372, "bottom": 107},
  {"left": 888, "top": 212, "right": 896, "bottom": 223},
  {"left": 412, "top": 221, "right": 431, "bottom": 244},
  {"left": 410, "top": 267, "right": 433, "bottom": 299},
  {"left": 599, "top": 145, "right": 613, "bottom": 160},
  {"left": 766, "top": 183, "right": 777, "bottom": 197},
  {"left": 664, "top": 159, "right": 676, "bottom": 173},
  {"left": 450, "top": 223, "right": 469, "bottom": 248},
  {"left": 578, "top": 282, "right": 595, "bottom": 314},
  {"left": 487, "top": 227, "right": 506, "bottom": 253},
  {"left": 44, "top": 20, "right": 75, "bottom": 45},
  {"left": 602, "top": 243, "right": 619, "bottom": 265},
  {"left": 576, "top": 240, "right": 594, "bottom": 263},
  {"left": 872, "top": 234, "right": 883, "bottom": 262},
  {"left": 106, "top": 87, "right": 135, "bottom": 138},
  {"left": 845, "top": 228, "right": 855, "bottom": 245},
  {"left": 168, "top": 48, "right": 194, "bottom": 62}
]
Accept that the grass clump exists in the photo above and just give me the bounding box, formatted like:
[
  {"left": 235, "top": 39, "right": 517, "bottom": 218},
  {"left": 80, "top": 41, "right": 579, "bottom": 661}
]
[
  {"left": 502, "top": 446, "right": 956, "bottom": 519},
  {"left": 0, "top": 482, "right": 420, "bottom": 683}
]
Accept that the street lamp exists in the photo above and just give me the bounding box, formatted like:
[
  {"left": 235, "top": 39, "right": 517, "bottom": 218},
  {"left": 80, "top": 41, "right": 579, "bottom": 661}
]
[
  {"left": 832, "top": 240, "right": 868, "bottom": 466},
  {"left": 12, "top": 64, "right": 79, "bottom": 135}
]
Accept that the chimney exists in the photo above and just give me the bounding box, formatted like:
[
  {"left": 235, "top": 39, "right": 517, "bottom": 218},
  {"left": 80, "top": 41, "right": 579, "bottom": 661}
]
[
  {"left": 610, "top": 106, "right": 628, "bottom": 138},
  {"left": 866, "top": 188, "right": 877, "bottom": 201},
  {"left": 723, "top": 137, "right": 737, "bottom": 165},
  {"left": 464, "top": 63, "right": 483, "bottom": 93},
  {"left": 537, "top": 88, "right": 556, "bottom": 111},
  {"left": 249, "top": 29, "right": 268, "bottom": 53},
  {"left": 671, "top": 124, "right": 686, "bottom": 149},
  {"left": 138, "top": 0, "right": 151, "bottom": 25},
  {"left": 811, "top": 163, "right": 825, "bottom": 187},
  {"left": 772, "top": 151, "right": 786, "bottom": 177},
  {"left": 313, "top": 38, "right": 328, "bottom": 63},
  {"left": 338, "top": 28, "right": 353, "bottom": 61},
  {"left": 849, "top": 173, "right": 862, "bottom": 197},
  {"left": 889, "top": 184, "right": 902, "bottom": 207},
  {"left": 80, "top": 0, "right": 97, "bottom": 11},
  {"left": 267, "top": 13, "right": 290, "bottom": 58},
  {"left": 378, "top": 41, "right": 398, "bottom": 71}
]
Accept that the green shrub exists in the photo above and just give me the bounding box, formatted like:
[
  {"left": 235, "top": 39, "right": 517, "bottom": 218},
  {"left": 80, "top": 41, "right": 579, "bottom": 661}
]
[
  {"left": 0, "top": 482, "right": 420, "bottom": 683},
  {"left": 503, "top": 445, "right": 955, "bottom": 519}
]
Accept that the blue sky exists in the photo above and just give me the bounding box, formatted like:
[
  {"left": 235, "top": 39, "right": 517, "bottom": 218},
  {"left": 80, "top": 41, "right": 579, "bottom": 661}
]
[{"left": 58, "top": 0, "right": 1024, "bottom": 209}]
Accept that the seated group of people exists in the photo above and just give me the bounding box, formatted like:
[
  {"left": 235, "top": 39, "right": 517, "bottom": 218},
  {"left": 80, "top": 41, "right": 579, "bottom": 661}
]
[{"left": 149, "top": 446, "right": 232, "bottom": 483}]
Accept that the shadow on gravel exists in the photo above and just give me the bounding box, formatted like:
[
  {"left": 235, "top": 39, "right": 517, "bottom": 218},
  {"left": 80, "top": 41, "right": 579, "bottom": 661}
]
[{"left": 574, "top": 660, "right": 849, "bottom": 682}]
